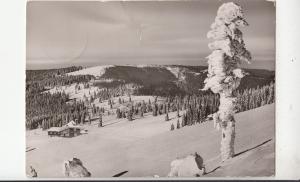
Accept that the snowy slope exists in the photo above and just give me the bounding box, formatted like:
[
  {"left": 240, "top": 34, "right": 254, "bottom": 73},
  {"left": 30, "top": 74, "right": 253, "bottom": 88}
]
[
  {"left": 67, "top": 65, "right": 115, "bottom": 77},
  {"left": 26, "top": 103, "right": 274, "bottom": 178},
  {"left": 45, "top": 83, "right": 101, "bottom": 101}
]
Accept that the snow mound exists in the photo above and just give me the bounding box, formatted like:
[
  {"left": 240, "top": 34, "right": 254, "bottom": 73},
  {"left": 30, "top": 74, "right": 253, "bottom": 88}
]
[{"left": 67, "top": 65, "right": 115, "bottom": 77}]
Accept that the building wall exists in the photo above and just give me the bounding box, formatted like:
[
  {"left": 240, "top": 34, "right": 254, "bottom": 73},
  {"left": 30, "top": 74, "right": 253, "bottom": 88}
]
[{"left": 48, "top": 127, "right": 82, "bottom": 137}]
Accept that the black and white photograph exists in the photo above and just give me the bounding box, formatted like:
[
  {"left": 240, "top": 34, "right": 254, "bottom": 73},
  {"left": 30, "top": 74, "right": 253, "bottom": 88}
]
[{"left": 26, "top": 0, "right": 275, "bottom": 178}]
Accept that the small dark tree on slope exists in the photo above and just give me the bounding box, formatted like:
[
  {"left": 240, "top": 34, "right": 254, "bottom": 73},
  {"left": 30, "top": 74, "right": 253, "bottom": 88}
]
[
  {"left": 122, "top": 111, "right": 126, "bottom": 118},
  {"left": 177, "top": 119, "right": 180, "bottom": 129},
  {"left": 152, "top": 104, "right": 158, "bottom": 116},
  {"left": 98, "top": 114, "right": 103, "bottom": 127},
  {"left": 127, "top": 110, "right": 133, "bottom": 121},
  {"left": 116, "top": 108, "right": 121, "bottom": 119},
  {"left": 140, "top": 108, "right": 144, "bottom": 117},
  {"left": 170, "top": 123, "right": 175, "bottom": 131},
  {"left": 165, "top": 112, "right": 169, "bottom": 121},
  {"left": 88, "top": 115, "right": 91, "bottom": 125}
]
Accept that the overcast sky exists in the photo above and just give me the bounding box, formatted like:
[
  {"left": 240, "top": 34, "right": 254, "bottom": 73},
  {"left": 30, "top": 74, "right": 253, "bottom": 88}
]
[{"left": 26, "top": 0, "right": 275, "bottom": 70}]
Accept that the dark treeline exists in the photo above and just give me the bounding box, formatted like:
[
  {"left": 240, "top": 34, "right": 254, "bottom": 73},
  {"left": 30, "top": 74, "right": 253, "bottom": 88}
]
[
  {"left": 93, "top": 77, "right": 274, "bottom": 99},
  {"left": 88, "top": 84, "right": 134, "bottom": 103},
  {"left": 174, "top": 81, "right": 275, "bottom": 130},
  {"left": 95, "top": 65, "right": 275, "bottom": 96},
  {"left": 94, "top": 81, "right": 184, "bottom": 97},
  {"left": 236, "top": 81, "right": 275, "bottom": 112},
  {"left": 26, "top": 79, "right": 274, "bottom": 130},
  {"left": 93, "top": 82, "right": 139, "bottom": 97},
  {"left": 27, "top": 75, "right": 93, "bottom": 94},
  {"left": 26, "top": 87, "right": 109, "bottom": 130},
  {"left": 26, "top": 66, "right": 83, "bottom": 84},
  {"left": 25, "top": 69, "right": 133, "bottom": 130},
  {"left": 113, "top": 92, "right": 220, "bottom": 123},
  {"left": 27, "top": 66, "right": 93, "bottom": 94},
  {"left": 26, "top": 65, "right": 275, "bottom": 131},
  {"left": 26, "top": 66, "right": 95, "bottom": 130},
  {"left": 26, "top": 89, "right": 108, "bottom": 130},
  {"left": 26, "top": 92, "right": 84, "bottom": 130},
  {"left": 112, "top": 82, "right": 275, "bottom": 130},
  {"left": 134, "top": 82, "right": 186, "bottom": 97}
]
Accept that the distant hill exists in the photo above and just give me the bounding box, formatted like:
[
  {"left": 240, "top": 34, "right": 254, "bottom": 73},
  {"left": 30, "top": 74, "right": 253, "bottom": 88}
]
[
  {"left": 66, "top": 65, "right": 275, "bottom": 95},
  {"left": 26, "top": 65, "right": 275, "bottom": 96}
]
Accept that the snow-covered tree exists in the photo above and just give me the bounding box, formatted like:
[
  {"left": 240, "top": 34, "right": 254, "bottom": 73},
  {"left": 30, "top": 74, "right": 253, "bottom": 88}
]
[{"left": 203, "top": 2, "right": 251, "bottom": 161}]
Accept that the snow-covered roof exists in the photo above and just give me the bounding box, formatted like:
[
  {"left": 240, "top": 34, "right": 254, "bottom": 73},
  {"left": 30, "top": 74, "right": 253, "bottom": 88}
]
[
  {"left": 66, "top": 121, "right": 76, "bottom": 127},
  {"left": 48, "top": 127, "right": 67, "bottom": 132},
  {"left": 48, "top": 125, "right": 83, "bottom": 133}
]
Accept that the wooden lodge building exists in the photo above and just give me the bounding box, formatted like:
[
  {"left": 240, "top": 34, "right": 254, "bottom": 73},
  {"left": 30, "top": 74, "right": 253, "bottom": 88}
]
[{"left": 47, "top": 121, "right": 84, "bottom": 137}]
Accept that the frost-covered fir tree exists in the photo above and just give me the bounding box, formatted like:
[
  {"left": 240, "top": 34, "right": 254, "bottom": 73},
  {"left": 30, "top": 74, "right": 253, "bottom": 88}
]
[{"left": 203, "top": 2, "right": 251, "bottom": 162}]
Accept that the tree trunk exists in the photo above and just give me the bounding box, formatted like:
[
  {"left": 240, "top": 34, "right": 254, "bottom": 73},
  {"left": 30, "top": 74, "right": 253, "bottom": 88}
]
[
  {"left": 219, "top": 93, "right": 237, "bottom": 161},
  {"left": 221, "top": 119, "right": 235, "bottom": 161}
]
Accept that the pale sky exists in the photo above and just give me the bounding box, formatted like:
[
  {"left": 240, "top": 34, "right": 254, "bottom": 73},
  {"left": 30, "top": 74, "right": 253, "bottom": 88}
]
[{"left": 26, "top": 0, "right": 275, "bottom": 70}]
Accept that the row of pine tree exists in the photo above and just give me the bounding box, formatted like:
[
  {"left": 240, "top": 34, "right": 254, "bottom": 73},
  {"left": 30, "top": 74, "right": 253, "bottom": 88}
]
[{"left": 26, "top": 80, "right": 274, "bottom": 130}]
